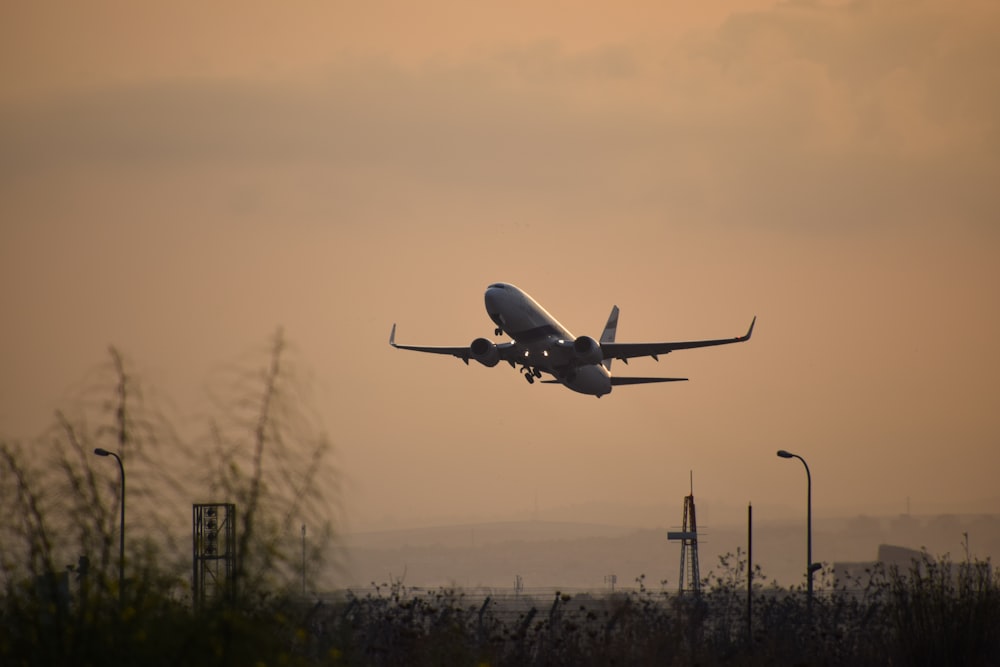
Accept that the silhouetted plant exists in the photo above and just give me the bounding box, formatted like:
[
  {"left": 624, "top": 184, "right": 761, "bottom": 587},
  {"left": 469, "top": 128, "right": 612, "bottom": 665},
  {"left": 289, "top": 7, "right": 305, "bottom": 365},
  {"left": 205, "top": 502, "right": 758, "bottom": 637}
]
[
  {"left": 0, "top": 333, "right": 340, "bottom": 666},
  {"left": 200, "top": 329, "right": 340, "bottom": 600},
  {"left": 303, "top": 550, "right": 998, "bottom": 666}
]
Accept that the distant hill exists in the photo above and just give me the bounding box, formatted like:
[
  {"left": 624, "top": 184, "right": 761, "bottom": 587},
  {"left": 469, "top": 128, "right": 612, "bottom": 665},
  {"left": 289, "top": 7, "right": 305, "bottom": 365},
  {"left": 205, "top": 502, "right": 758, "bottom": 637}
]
[
  {"left": 344, "top": 520, "right": 635, "bottom": 549},
  {"left": 334, "top": 514, "right": 1000, "bottom": 591}
]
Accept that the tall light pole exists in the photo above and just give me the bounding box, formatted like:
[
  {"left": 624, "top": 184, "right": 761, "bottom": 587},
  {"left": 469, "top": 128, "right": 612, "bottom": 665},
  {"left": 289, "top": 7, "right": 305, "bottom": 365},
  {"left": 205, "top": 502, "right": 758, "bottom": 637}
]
[
  {"left": 777, "top": 449, "right": 819, "bottom": 611},
  {"left": 94, "top": 448, "right": 125, "bottom": 608}
]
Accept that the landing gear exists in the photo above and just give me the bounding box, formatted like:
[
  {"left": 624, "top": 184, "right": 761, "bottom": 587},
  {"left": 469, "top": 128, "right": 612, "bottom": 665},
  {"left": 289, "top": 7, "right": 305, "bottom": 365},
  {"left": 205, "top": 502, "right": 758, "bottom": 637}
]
[
  {"left": 520, "top": 366, "right": 542, "bottom": 384},
  {"left": 495, "top": 327, "right": 504, "bottom": 336}
]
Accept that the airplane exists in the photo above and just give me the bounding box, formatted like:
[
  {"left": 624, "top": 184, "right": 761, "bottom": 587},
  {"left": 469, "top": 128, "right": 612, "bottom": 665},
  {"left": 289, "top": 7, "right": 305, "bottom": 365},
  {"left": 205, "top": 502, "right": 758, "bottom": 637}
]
[{"left": 389, "top": 282, "right": 755, "bottom": 398}]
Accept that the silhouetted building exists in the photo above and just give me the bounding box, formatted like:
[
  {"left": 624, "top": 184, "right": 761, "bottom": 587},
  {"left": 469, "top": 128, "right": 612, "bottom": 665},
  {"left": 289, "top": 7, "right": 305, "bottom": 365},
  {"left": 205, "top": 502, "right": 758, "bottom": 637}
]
[{"left": 833, "top": 544, "right": 923, "bottom": 590}]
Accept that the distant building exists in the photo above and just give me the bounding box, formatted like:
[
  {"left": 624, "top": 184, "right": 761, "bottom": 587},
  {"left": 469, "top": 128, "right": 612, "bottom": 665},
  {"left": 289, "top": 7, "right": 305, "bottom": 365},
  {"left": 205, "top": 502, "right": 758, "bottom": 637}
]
[
  {"left": 833, "top": 544, "right": 924, "bottom": 590},
  {"left": 833, "top": 543, "right": 995, "bottom": 592},
  {"left": 876, "top": 544, "right": 926, "bottom": 569}
]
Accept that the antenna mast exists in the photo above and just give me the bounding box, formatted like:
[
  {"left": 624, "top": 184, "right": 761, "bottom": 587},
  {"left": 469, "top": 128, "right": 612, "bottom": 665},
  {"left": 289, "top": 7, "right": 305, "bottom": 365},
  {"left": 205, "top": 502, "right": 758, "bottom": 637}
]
[
  {"left": 667, "top": 471, "right": 701, "bottom": 594},
  {"left": 193, "top": 503, "right": 237, "bottom": 608}
]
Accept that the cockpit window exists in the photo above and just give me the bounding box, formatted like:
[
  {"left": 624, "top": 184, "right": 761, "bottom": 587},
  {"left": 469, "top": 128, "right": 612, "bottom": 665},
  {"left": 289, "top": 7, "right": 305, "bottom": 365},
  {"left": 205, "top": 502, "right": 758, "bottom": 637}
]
[{"left": 488, "top": 283, "right": 506, "bottom": 289}]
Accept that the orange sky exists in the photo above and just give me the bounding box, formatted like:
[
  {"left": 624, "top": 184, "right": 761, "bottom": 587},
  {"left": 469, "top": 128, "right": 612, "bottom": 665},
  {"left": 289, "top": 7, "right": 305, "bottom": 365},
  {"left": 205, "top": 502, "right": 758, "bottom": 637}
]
[{"left": 2, "top": 0, "right": 999, "bottom": 539}]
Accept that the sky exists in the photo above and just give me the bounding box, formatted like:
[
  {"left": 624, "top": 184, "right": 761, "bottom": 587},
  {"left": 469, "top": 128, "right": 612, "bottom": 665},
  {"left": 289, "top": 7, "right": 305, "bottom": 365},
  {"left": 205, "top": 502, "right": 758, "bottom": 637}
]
[{"left": 2, "top": 0, "right": 999, "bottom": 538}]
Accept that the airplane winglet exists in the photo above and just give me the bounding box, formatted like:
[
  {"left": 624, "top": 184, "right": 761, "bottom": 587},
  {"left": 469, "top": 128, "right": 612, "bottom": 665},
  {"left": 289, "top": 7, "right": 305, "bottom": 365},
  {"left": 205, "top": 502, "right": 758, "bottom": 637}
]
[
  {"left": 389, "top": 323, "right": 397, "bottom": 347},
  {"left": 740, "top": 316, "right": 756, "bottom": 342}
]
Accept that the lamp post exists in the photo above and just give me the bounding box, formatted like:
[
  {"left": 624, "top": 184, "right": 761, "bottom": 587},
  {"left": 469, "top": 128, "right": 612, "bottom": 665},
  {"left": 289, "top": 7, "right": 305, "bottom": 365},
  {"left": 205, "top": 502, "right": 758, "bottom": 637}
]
[
  {"left": 777, "top": 449, "right": 819, "bottom": 611},
  {"left": 94, "top": 448, "right": 125, "bottom": 608}
]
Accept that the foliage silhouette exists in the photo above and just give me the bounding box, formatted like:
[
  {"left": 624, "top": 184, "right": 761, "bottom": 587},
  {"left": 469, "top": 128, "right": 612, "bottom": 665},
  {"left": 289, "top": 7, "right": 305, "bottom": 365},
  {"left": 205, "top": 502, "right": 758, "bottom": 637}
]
[{"left": 1, "top": 333, "right": 338, "bottom": 665}]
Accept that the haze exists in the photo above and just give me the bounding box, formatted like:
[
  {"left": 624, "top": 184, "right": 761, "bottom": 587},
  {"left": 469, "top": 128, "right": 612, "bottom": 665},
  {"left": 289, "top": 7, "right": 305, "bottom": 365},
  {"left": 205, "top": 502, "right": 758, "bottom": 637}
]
[{"left": 2, "top": 0, "right": 998, "bottom": 556}]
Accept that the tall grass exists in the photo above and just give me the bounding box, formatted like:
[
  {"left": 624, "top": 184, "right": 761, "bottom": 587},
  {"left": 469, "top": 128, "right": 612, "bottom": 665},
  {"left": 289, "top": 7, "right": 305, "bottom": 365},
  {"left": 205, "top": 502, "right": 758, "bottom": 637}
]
[
  {"left": 0, "top": 333, "right": 339, "bottom": 666},
  {"left": 311, "top": 551, "right": 998, "bottom": 666}
]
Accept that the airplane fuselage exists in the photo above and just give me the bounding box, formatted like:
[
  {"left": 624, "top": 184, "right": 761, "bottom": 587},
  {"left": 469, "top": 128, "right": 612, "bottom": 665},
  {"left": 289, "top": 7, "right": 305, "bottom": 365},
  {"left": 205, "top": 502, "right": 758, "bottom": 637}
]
[{"left": 485, "top": 283, "right": 613, "bottom": 395}]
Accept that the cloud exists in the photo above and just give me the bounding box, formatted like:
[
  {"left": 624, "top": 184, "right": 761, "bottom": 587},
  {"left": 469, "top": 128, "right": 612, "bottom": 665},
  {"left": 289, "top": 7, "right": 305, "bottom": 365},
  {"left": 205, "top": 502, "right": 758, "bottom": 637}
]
[
  {"left": 1, "top": 0, "right": 997, "bottom": 234},
  {"left": 701, "top": 0, "right": 999, "bottom": 155}
]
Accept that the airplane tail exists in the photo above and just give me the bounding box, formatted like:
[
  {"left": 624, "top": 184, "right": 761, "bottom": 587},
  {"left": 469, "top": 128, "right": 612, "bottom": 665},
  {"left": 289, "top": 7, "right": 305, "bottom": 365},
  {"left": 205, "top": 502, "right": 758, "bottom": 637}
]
[{"left": 600, "top": 305, "right": 619, "bottom": 370}]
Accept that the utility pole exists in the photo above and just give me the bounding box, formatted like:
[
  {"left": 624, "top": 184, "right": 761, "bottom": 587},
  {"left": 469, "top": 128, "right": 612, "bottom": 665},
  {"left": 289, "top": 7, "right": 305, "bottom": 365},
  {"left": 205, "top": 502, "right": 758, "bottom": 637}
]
[
  {"left": 777, "top": 450, "right": 820, "bottom": 612},
  {"left": 747, "top": 503, "right": 753, "bottom": 646},
  {"left": 94, "top": 448, "right": 125, "bottom": 609}
]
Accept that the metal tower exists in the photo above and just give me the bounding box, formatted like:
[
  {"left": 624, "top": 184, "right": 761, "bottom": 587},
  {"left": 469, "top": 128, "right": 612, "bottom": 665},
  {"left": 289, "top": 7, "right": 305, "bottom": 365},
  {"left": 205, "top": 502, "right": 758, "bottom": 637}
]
[
  {"left": 192, "top": 503, "right": 236, "bottom": 607},
  {"left": 667, "top": 473, "right": 701, "bottom": 594}
]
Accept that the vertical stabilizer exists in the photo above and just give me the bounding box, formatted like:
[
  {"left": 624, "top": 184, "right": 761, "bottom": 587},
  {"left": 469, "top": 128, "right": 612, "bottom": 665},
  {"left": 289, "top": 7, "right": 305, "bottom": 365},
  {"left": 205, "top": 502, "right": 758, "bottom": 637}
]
[{"left": 600, "top": 305, "right": 619, "bottom": 370}]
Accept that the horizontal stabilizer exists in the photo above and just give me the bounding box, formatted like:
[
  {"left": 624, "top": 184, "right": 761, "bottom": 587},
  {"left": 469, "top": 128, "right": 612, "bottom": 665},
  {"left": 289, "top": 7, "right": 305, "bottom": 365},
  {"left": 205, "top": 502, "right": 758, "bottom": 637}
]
[{"left": 610, "top": 376, "right": 688, "bottom": 385}]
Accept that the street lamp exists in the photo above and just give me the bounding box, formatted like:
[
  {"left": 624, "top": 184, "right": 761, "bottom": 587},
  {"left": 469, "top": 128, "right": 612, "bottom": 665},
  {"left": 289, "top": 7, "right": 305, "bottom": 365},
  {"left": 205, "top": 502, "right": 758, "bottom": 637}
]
[
  {"left": 94, "top": 448, "right": 125, "bottom": 608},
  {"left": 777, "top": 449, "right": 820, "bottom": 610}
]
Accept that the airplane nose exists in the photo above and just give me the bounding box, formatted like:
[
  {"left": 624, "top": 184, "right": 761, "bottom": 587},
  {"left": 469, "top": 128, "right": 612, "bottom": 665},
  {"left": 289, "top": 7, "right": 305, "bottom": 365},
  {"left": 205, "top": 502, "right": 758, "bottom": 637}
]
[
  {"left": 484, "top": 283, "right": 510, "bottom": 310},
  {"left": 484, "top": 284, "right": 507, "bottom": 332},
  {"left": 484, "top": 287, "right": 500, "bottom": 311}
]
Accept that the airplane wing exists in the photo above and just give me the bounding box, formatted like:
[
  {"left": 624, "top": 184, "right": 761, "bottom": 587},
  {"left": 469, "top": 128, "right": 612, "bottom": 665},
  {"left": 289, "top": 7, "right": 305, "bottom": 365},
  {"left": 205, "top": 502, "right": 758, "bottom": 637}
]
[
  {"left": 389, "top": 324, "right": 517, "bottom": 365},
  {"left": 600, "top": 316, "right": 755, "bottom": 363},
  {"left": 540, "top": 377, "right": 689, "bottom": 385}
]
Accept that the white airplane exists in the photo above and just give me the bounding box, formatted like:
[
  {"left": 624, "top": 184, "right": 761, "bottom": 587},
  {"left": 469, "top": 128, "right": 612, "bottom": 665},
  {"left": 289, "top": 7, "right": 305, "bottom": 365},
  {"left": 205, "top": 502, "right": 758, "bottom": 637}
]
[{"left": 390, "top": 282, "right": 755, "bottom": 397}]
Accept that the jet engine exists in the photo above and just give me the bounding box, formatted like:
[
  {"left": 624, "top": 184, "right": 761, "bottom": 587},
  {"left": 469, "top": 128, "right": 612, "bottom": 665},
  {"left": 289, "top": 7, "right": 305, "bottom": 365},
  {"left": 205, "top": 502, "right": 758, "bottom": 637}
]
[
  {"left": 469, "top": 338, "right": 500, "bottom": 367},
  {"left": 572, "top": 336, "right": 603, "bottom": 365}
]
